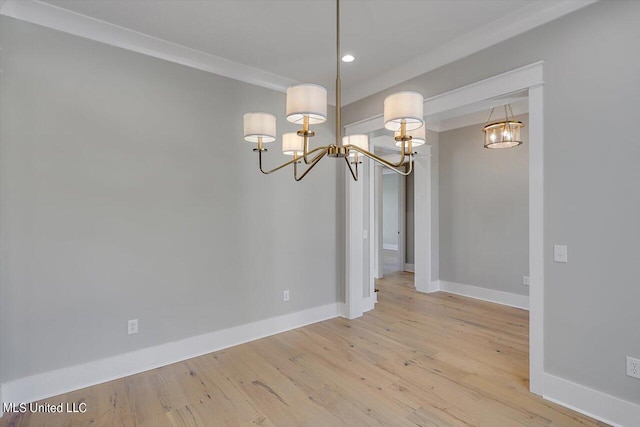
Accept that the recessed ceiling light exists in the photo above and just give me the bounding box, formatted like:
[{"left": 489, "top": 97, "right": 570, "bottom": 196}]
[{"left": 341, "top": 54, "right": 355, "bottom": 63}]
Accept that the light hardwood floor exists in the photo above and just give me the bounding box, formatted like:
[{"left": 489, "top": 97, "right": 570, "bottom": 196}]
[
  {"left": 0, "top": 272, "right": 606, "bottom": 426},
  {"left": 382, "top": 248, "right": 400, "bottom": 273}
]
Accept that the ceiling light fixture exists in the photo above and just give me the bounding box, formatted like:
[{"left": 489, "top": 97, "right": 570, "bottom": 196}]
[
  {"left": 341, "top": 54, "right": 355, "bottom": 63},
  {"left": 483, "top": 104, "right": 524, "bottom": 149},
  {"left": 242, "top": 0, "right": 424, "bottom": 181}
]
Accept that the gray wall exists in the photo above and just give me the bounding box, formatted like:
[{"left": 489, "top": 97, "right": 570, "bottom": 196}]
[
  {"left": 0, "top": 17, "right": 341, "bottom": 382},
  {"left": 405, "top": 169, "right": 414, "bottom": 264},
  {"left": 344, "top": 0, "right": 640, "bottom": 404},
  {"left": 439, "top": 115, "right": 529, "bottom": 296},
  {"left": 382, "top": 174, "right": 399, "bottom": 247}
]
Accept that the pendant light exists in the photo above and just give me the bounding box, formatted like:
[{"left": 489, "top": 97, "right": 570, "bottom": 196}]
[{"left": 483, "top": 104, "right": 524, "bottom": 149}]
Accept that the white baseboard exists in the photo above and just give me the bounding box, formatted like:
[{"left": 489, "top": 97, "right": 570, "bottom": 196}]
[
  {"left": 543, "top": 373, "right": 640, "bottom": 427},
  {"left": 404, "top": 263, "right": 415, "bottom": 272},
  {"left": 437, "top": 280, "right": 529, "bottom": 310},
  {"left": 382, "top": 243, "right": 398, "bottom": 251},
  {"left": 0, "top": 303, "right": 340, "bottom": 408},
  {"left": 337, "top": 302, "right": 346, "bottom": 318},
  {"left": 363, "top": 296, "right": 375, "bottom": 312}
]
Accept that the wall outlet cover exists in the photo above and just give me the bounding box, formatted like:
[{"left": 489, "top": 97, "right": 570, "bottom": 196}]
[
  {"left": 283, "top": 290, "right": 290, "bottom": 302},
  {"left": 128, "top": 319, "right": 138, "bottom": 335},
  {"left": 522, "top": 276, "right": 530, "bottom": 286},
  {"left": 553, "top": 245, "right": 568, "bottom": 263},
  {"left": 627, "top": 356, "right": 640, "bottom": 379}
]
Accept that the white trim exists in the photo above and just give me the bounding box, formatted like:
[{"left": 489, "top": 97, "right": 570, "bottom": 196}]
[
  {"left": 362, "top": 296, "right": 375, "bottom": 313},
  {"left": 345, "top": 61, "right": 544, "bottom": 136},
  {"left": 383, "top": 243, "right": 398, "bottom": 251},
  {"left": 368, "top": 159, "right": 378, "bottom": 306},
  {"left": 437, "top": 280, "right": 529, "bottom": 310},
  {"left": 341, "top": 1, "right": 595, "bottom": 104},
  {"left": 528, "top": 82, "right": 544, "bottom": 396},
  {"left": 0, "top": 303, "right": 339, "bottom": 407},
  {"left": 337, "top": 302, "right": 348, "bottom": 318},
  {"left": 0, "top": 0, "right": 297, "bottom": 93},
  {"left": 345, "top": 168, "right": 364, "bottom": 319},
  {"left": 373, "top": 164, "right": 383, "bottom": 279},
  {"left": 404, "top": 263, "right": 415, "bottom": 273},
  {"left": 543, "top": 374, "right": 640, "bottom": 427},
  {"left": 413, "top": 145, "right": 436, "bottom": 293}
]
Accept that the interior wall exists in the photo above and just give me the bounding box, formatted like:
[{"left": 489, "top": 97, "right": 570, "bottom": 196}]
[
  {"left": 439, "top": 114, "right": 529, "bottom": 296},
  {"left": 405, "top": 170, "right": 414, "bottom": 265},
  {"left": 382, "top": 174, "right": 399, "bottom": 248},
  {"left": 343, "top": 0, "right": 640, "bottom": 404},
  {"left": 0, "top": 17, "right": 341, "bottom": 383}
]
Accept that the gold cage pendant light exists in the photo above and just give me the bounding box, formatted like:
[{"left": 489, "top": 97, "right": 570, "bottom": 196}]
[{"left": 483, "top": 104, "right": 524, "bottom": 149}]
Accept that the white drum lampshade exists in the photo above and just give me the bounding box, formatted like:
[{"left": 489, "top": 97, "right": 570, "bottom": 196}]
[
  {"left": 383, "top": 91, "right": 424, "bottom": 131},
  {"left": 282, "top": 133, "right": 305, "bottom": 156},
  {"left": 243, "top": 112, "right": 276, "bottom": 143},
  {"left": 343, "top": 134, "right": 369, "bottom": 157},
  {"left": 395, "top": 125, "right": 426, "bottom": 148},
  {"left": 286, "top": 84, "right": 328, "bottom": 125}
]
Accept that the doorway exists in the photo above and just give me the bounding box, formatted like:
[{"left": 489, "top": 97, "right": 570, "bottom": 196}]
[
  {"left": 343, "top": 61, "right": 544, "bottom": 396},
  {"left": 381, "top": 169, "right": 412, "bottom": 274}
]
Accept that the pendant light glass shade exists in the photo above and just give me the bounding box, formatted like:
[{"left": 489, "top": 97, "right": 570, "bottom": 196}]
[
  {"left": 483, "top": 121, "right": 523, "bottom": 149},
  {"left": 282, "top": 132, "right": 305, "bottom": 156},
  {"left": 383, "top": 91, "right": 424, "bottom": 131},
  {"left": 343, "top": 134, "right": 369, "bottom": 157},
  {"left": 286, "top": 84, "right": 328, "bottom": 125},
  {"left": 482, "top": 104, "right": 524, "bottom": 149},
  {"left": 395, "top": 125, "right": 426, "bottom": 148},
  {"left": 243, "top": 112, "right": 276, "bottom": 142}
]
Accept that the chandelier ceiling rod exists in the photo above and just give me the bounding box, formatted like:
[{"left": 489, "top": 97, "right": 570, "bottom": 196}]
[
  {"left": 241, "top": 0, "right": 427, "bottom": 181},
  {"left": 335, "top": 0, "right": 342, "bottom": 150}
]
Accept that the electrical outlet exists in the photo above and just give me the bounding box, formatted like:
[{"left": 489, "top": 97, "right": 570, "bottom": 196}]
[
  {"left": 554, "top": 245, "right": 568, "bottom": 263},
  {"left": 128, "top": 319, "right": 138, "bottom": 335},
  {"left": 627, "top": 356, "right": 640, "bottom": 379},
  {"left": 283, "top": 290, "right": 290, "bottom": 302},
  {"left": 522, "top": 276, "right": 530, "bottom": 286}
]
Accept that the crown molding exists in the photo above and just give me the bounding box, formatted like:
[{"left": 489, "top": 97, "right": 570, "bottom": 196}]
[
  {"left": 0, "top": 0, "right": 298, "bottom": 93},
  {"left": 341, "top": 0, "right": 597, "bottom": 105},
  {"left": 1, "top": 1, "right": 595, "bottom": 105}
]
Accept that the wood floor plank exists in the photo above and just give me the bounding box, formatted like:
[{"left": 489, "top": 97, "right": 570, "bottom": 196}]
[{"left": 0, "top": 271, "right": 608, "bottom": 426}]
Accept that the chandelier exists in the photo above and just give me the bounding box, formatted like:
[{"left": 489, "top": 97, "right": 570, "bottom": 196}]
[
  {"left": 241, "top": 0, "right": 425, "bottom": 181},
  {"left": 482, "top": 104, "right": 524, "bottom": 149}
]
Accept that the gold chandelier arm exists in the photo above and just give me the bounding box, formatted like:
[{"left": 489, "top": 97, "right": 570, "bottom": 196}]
[
  {"left": 302, "top": 133, "right": 325, "bottom": 165},
  {"left": 257, "top": 146, "right": 327, "bottom": 175},
  {"left": 348, "top": 145, "right": 414, "bottom": 176},
  {"left": 258, "top": 150, "right": 297, "bottom": 175},
  {"left": 345, "top": 145, "right": 408, "bottom": 169},
  {"left": 344, "top": 157, "right": 358, "bottom": 181},
  {"left": 294, "top": 147, "right": 330, "bottom": 181}
]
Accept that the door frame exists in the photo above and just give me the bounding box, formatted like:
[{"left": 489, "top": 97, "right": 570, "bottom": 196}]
[{"left": 343, "top": 61, "right": 544, "bottom": 396}]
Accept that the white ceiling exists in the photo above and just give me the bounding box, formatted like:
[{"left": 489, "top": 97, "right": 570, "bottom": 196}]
[{"left": 3, "top": 0, "right": 595, "bottom": 103}]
